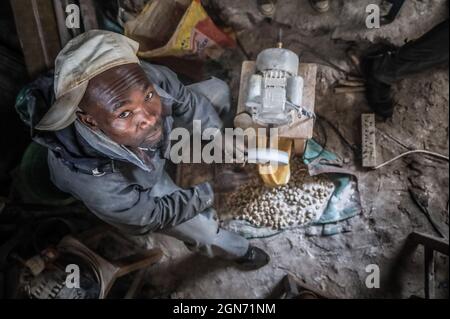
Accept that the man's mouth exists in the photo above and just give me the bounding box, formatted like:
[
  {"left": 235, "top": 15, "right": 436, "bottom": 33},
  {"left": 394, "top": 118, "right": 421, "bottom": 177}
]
[
  {"left": 146, "top": 127, "right": 162, "bottom": 141},
  {"left": 140, "top": 124, "right": 163, "bottom": 148}
]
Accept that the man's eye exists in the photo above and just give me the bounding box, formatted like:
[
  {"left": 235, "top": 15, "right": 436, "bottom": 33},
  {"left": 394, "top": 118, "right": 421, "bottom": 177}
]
[
  {"left": 118, "top": 111, "right": 132, "bottom": 119},
  {"left": 145, "top": 92, "right": 154, "bottom": 102}
]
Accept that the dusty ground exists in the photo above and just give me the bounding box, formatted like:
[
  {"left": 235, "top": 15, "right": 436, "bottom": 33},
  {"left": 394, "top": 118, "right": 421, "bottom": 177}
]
[{"left": 134, "top": 0, "right": 449, "bottom": 299}]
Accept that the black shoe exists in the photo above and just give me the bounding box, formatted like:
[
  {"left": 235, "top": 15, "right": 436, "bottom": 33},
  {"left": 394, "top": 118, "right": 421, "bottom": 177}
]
[
  {"left": 361, "top": 48, "right": 396, "bottom": 119},
  {"left": 365, "top": 78, "right": 394, "bottom": 119},
  {"left": 235, "top": 246, "right": 270, "bottom": 271}
]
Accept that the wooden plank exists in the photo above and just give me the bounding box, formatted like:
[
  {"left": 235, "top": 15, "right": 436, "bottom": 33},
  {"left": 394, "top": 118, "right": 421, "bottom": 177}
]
[
  {"left": 10, "top": 0, "right": 61, "bottom": 78},
  {"left": 237, "top": 61, "right": 257, "bottom": 115},
  {"left": 52, "top": 0, "right": 73, "bottom": 48},
  {"left": 79, "top": 0, "right": 99, "bottom": 31},
  {"left": 236, "top": 61, "right": 317, "bottom": 139},
  {"left": 294, "top": 139, "right": 307, "bottom": 156}
]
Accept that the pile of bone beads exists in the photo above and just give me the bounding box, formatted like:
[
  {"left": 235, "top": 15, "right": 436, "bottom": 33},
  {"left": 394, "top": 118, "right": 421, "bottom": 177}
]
[{"left": 227, "top": 170, "right": 335, "bottom": 230}]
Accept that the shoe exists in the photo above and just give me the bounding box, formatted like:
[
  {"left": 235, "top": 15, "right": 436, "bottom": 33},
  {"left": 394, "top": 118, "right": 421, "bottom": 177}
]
[
  {"left": 360, "top": 47, "right": 397, "bottom": 119},
  {"left": 235, "top": 246, "right": 270, "bottom": 270},
  {"left": 257, "top": 0, "right": 276, "bottom": 18},
  {"left": 365, "top": 76, "right": 394, "bottom": 119},
  {"left": 310, "top": 0, "right": 330, "bottom": 13}
]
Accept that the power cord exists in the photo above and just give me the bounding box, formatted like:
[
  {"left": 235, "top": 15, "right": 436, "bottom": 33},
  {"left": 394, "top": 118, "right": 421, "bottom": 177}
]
[{"left": 373, "top": 150, "right": 449, "bottom": 170}]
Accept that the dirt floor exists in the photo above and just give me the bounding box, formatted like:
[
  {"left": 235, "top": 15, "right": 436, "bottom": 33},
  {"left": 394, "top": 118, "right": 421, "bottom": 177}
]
[{"left": 128, "top": 0, "right": 449, "bottom": 299}]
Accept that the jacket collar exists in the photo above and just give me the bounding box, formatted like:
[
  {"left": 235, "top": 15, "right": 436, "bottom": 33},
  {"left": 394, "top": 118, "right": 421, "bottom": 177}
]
[{"left": 74, "top": 120, "right": 152, "bottom": 172}]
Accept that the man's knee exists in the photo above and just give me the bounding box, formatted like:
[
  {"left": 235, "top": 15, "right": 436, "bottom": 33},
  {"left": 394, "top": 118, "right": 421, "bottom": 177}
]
[
  {"left": 188, "top": 77, "right": 231, "bottom": 115},
  {"left": 162, "top": 209, "right": 220, "bottom": 245}
]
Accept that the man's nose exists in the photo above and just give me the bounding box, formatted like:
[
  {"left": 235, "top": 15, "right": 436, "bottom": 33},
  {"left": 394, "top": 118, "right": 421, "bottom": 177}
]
[{"left": 137, "top": 108, "right": 158, "bottom": 129}]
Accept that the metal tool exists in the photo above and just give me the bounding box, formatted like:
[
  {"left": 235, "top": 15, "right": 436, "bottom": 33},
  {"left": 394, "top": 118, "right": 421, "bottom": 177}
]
[
  {"left": 406, "top": 232, "right": 449, "bottom": 299},
  {"left": 246, "top": 148, "right": 289, "bottom": 166}
]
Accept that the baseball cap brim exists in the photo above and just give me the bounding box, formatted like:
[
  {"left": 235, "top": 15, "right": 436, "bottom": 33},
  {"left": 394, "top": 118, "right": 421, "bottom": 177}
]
[{"left": 36, "top": 81, "right": 89, "bottom": 131}]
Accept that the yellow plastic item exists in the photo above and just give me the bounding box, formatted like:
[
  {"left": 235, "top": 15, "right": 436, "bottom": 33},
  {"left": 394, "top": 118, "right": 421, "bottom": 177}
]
[
  {"left": 125, "top": 0, "right": 235, "bottom": 60},
  {"left": 258, "top": 138, "right": 293, "bottom": 187}
]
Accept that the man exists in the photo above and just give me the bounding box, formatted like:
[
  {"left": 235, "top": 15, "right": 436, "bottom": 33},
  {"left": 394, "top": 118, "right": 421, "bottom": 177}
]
[
  {"left": 257, "top": 0, "right": 329, "bottom": 17},
  {"left": 362, "top": 19, "right": 449, "bottom": 118},
  {"left": 33, "top": 30, "right": 270, "bottom": 270}
]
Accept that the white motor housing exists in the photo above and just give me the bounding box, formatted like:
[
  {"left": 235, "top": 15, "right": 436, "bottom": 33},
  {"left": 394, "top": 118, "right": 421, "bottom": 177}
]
[{"left": 245, "top": 48, "right": 304, "bottom": 126}]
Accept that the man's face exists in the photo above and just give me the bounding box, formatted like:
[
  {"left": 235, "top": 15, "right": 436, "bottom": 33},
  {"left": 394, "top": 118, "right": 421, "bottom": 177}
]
[{"left": 77, "top": 63, "right": 164, "bottom": 149}]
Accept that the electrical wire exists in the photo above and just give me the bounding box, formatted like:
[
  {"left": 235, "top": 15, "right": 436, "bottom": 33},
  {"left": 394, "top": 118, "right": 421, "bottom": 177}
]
[
  {"left": 373, "top": 150, "right": 449, "bottom": 170},
  {"left": 286, "top": 100, "right": 316, "bottom": 120},
  {"left": 316, "top": 114, "right": 361, "bottom": 156},
  {"left": 287, "top": 39, "right": 350, "bottom": 75}
]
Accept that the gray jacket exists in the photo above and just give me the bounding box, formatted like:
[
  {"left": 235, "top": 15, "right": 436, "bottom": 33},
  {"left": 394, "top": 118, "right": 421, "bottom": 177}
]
[{"left": 40, "top": 62, "right": 223, "bottom": 234}]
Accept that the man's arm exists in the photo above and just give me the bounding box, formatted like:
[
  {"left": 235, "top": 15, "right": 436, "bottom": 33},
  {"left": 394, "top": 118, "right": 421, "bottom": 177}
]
[
  {"left": 92, "top": 181, "right": 214, "bottom": 231},
  {"left": 141, "top": 62, "right": 223, "bottom": 133},
  {"left": 48, "top": 152, "right": 214, "bottom": 232}
]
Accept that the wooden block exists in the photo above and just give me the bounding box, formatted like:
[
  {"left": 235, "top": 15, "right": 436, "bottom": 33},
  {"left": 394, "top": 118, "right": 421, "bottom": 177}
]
[
  {"left": 294, "top": 139, "right": 307, "bottom": 156},
  {"left": 236, "top": 61, "right": 317, "bottom": 140},
  {"left": 237, "top": 61, "right": 257, "bottom": 115}
]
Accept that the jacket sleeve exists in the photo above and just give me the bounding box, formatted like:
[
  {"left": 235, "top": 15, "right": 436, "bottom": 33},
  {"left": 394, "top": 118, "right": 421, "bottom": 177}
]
[
  {"left": 142, "top": 63, "right": 223, "bottom": 133},
  {"left": 48, "top": 152, "right": 214, "bottom": 232}
]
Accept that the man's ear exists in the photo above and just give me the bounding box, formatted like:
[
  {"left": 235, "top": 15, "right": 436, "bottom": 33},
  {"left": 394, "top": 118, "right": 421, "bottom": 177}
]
[{"left": 76, "top": 110, "right": 98, "bottom": 130}]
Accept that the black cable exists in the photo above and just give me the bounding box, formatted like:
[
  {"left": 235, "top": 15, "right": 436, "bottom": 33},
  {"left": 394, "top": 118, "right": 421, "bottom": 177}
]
[{"left": 316, "top": 114, "right": 361, "bottom": 158}]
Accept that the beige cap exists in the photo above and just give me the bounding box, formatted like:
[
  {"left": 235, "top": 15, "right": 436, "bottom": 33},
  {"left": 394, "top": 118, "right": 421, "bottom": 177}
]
[{"left": 36, "top": 30, "right": 140, "bottom": 131}]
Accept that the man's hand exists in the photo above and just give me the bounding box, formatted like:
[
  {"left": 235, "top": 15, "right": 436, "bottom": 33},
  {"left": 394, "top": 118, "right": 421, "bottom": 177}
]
[
  {"left": 214, "top": 130, "right": 247, "bottom": 164},
  {"left": 223, "top": 137, "right": 246, "bottom": 164}
]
